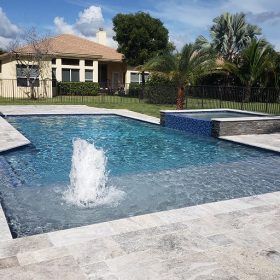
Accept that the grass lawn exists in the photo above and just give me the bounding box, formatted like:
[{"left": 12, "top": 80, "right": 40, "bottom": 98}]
[{"left": 0, "top": 95, "right": 279, "bottom": 117}]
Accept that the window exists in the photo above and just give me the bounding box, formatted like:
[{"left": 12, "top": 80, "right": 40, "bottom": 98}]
[
  {"left": 61, "top": 58, "right": 79, "bottom": 66},
  {"left": 52, "top": 68, "right": 57, "bottom": 87},
  {"left": 16, "top": 65, "right": 39, "bottom": 87},
  {"left": 85, "top": 60, "right": 93, "bottom": 66},
  {"left": 51, "top": 58, "right": 56, "bottom": 65},
  {"left": 62, "top": 68, "right": 80, "bottom": 82},
  {"left": 0, "top": 61, "right": 2, "bottom": 73},
  {"left": 130, "top": 72, "right": 149, "bottom": 83},
  {"left": 71, "top": 69, "right": 79, "bottom": 82},
  {"left": 130, "top": 72, "right": 140, "bottom": 83},
  {"left": 62, "top": 69, "right": 70, "bottom": 82},
  {"left": 85, "top": 70, "right": 93, "bottom": 82}
]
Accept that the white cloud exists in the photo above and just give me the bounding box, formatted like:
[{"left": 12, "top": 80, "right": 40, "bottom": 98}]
[
  {"left": 53, "top": 5, "right": 116, "bottom": 47},
  {"left": 54, "top": 17, "right": 75, "bottom": 35},
  {"left": 76, "top": 6, "right": 104, "bottom": 36},
  {"left": 0, "top": 7, "right": 21, "bottom": 49}
]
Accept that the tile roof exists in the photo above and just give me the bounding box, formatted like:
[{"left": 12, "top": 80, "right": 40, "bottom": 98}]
[{"left": 17, "top": 34, "right": 124, "bottom": 62}]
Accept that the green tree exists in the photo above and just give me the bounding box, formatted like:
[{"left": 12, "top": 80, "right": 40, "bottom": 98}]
[
  {"left": 223, "top": 40, "right": 273, "bottom": 101},
  {"left": 113, "top": 12, "right": 169, "bottom": 84},
  {"left": 143, "top": 43, "right": 215, "bottom": 109},
  {"left": 196, "top": 12, "right": 261, "bottom": 62}
]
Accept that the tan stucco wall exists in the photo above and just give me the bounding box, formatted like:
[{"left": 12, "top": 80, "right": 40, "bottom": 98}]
[
  {"left": 0, "top": 57, "right": 52, "bottom": 98},
  {"left": 0, "top": 56, "right": 127, "bottom": 98},
  {"left": 53, "top": 58, "right": 99, "bottom": 83}
]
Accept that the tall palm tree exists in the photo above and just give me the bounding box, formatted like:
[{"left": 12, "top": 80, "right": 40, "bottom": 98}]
[
  {"left": 223, "top": 40, "right": 273, "bottom": 101},
  {"left": 143, "top": 43, "right": 215, "bottom": 109},
  {"left": 196, "top": 12, "right": 261, "bottom": 62}
]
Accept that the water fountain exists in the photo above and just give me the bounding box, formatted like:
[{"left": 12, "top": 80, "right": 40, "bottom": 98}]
[{"left": 63, "top": 138, "right": 124, "bottom": 207}]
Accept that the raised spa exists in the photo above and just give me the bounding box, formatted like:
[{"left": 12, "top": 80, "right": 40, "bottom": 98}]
[{"left": 160, "top": 109, "right": 280, "bottom": 137}]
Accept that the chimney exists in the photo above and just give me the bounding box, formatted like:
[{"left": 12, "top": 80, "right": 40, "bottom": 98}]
[{"left": 96, "top": 28, "right": 107, "bottom": 46}]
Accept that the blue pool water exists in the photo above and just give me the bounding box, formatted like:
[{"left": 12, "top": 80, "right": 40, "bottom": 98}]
[
  {"left": 181, "top": 111, "right": 262, "bottom": 120},
  {"left": 0, "top": 115, "right": 279, "bottom": 237}
]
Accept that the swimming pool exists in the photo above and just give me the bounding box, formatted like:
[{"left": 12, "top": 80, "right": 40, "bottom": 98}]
[{"left": 0, "top": 115, "right": 279, "bottom": 237}]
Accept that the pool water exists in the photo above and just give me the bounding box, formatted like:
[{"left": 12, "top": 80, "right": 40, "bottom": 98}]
[
  {"left": 181, "top": 111, "right": 262, "bottom": 120},
  {"left": 0, "top": 115, "right": 279, "bottom": 237}
]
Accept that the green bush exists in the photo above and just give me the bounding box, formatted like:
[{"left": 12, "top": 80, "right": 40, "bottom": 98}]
[
  {"left": 144, "top": 75, "right": 177, "bottom": 104},
  {"left": 58, "top": 82, "right": 99, "bottom": 95},
  {"left": 127, "top": 83, "right": 142, "bottom": 98}
]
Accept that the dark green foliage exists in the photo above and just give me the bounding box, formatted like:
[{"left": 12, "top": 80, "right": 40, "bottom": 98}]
[
  {"left": 58, "top": 82, "right": 99, "bottom": 95},
  {"left": 127, "top": 83, "right": 142, "bottom": 98},
  {"left": 144, "top": 75, "right": 177, "bottom": 104},
  {"left": 113, "top": 12, "right": 169, "bottom": 67}
]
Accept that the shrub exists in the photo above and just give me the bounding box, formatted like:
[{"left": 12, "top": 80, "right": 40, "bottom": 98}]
[
  {"left": 144, "top": 75, "right": 177, "bottom": 104},
  {"left": 58, "top": 82, "right": 99, "bottom": 95},
  {"left": 127, "top": 83, "right": 142, "bottom": 98}
]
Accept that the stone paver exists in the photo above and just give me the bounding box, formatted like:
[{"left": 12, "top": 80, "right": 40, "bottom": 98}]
[
  {"left": 0, "top": 193, "right": 278, "bottom": 279},
  {"left": 0, "top": 116, "right": 30, "bottom": 152},
  {"left": 0, "top": 105, "right": 279, "bottom": 279},
  {"left": 221, "top": 133, "right": 280, "bottom": 153}
]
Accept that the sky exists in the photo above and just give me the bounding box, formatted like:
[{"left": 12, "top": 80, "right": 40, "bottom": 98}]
[{"left": 0, "top": 0, "right": 280, "bottom": 50}]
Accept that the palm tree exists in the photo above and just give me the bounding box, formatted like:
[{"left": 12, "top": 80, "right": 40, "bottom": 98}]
[
  {"left": 143, "top": 43, "right": 215, "bottom": 109},
  {"left": 196, "top": 12, "right": 261, "bottom": 62},
  {"left": 223, "top": 40, "right": 273, "bottom": 101}
]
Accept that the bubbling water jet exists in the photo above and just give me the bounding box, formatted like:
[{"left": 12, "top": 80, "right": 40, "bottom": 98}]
[{"left": 63, "top": 139, "right": 124, "bottom": 207}]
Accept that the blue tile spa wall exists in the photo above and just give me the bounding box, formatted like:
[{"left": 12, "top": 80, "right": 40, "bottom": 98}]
[{"left": 163, "top": 113, "right": 212, "bottom": 136}]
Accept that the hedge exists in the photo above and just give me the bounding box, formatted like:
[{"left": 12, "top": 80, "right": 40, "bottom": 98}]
[
  {"left": 58, "top": 82, "right": 99, "bottom": 95},
  {"left": 127, "top": 83, "right": 142, "bottom": 98},
  {"left": 144, "top": 75, "right": 177, "bottom": 104}
]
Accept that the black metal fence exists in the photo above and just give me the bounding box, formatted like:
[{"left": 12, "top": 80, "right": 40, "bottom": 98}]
[
  {"left": 0, "top": 79, "right": 279, "bottom": 115},
  {"left": 186, "top": 86, "right": 280, "bottom": 115}
]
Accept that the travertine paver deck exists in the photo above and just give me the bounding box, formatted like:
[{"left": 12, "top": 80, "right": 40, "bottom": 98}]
[
  {"left": 0, "top": 192, "right": 280, "bottom": 279},
  {"left": 221, "top": 133, "right": 280, "bottom": 153},
  {"left": 0, "top": 105, "right": 280, "bottom": 279},
  {"left": 0, "top": 117, "right": 30, "bottom": 152}
]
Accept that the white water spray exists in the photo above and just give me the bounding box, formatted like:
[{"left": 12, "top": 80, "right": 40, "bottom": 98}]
[{"left": 63, "top": 139, "right": 124, "bottom": 207}]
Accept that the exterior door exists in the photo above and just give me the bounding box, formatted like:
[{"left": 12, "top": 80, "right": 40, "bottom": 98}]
[{"left": 112, "top": 72, "right": 121, "bottom": 89}]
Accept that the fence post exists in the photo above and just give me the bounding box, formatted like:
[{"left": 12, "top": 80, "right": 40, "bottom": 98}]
[
  {"left": 12, "top": 79, "right": 15, "bottom": 101},
  {"left": 265, "top": 89, "right": 269, "bottom": 113},
  {"left": 219, "top": 86, "right": 222, "bottom": 108},
  {"left": 241, "top": 88, "right": 244, "bottom": 110},
  {"left": 201, "top": 86, "right": 204, "bottom": 109},
  {"left": 140, "top": 83, "right": 144, "bottom": 102},
  {"left": 58, "top": 83, "right": 62, "bottom": 103},
  {"left": 185, "top": 86, "right": 188, "bottom": 109}
]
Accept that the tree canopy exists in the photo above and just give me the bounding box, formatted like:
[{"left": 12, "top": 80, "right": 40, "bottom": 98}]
[
  {"left": 196, "top": 12, "right": 262, "bottom": 62},
  {"left": 144, "top": 44, "right": 215, "bottom": 86},
  {"left": 223, "top": 40, "right": 274, "bottom": 87},
  {"left": 113, "top": 12, "right": 170, "bottom": 67}
]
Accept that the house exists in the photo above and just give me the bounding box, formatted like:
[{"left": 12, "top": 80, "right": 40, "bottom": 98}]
[{"left": 0, "top": 30, "right": 132, "bottom": 98}]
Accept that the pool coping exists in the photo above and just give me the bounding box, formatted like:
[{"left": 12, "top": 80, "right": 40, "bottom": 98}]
[{"left": 220, "top": 133, "right": 280, "bottom": 153}]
